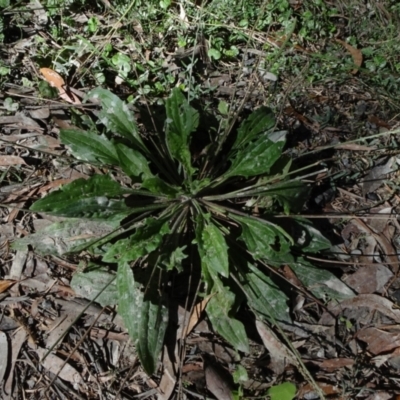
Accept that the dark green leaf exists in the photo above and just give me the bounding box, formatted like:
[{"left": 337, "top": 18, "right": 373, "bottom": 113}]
[
  {"left": 262, "top": 180, "right": 311, "bottom": 214},
  {"left": 115, "top": 143, "right": 153, "bottom": 180},
  {"left": 60, "top": 129, "right": 118, "bottom": 165},
  {"left": 290, "top": 219, "right": 331, "bottom": 252},
  {"left": 30, "top": 175, "right": 132, "bottom": 220},
  {"left": 200, "top": 220, "right": 229, "bottom": 278},
  {"left": 87, "top": 88, "right": 145, "bottom": 150},
  {"left": 103, "top": 217, "right": 170, "bottom": 263},
  {"left": 240, "top": 263, "right": 291, "bottom": 323},
  {"left": 233, "top": 107, "right": 275, "bottom": 150},
  {"left": 225, "top": 131, "right": 286, "bottom": 178},
  {"left": 232, "top": 214, "right": 293, "bottom": 264},
  {"left": 290, "top": 259, "right": 355, "bottom": 300},
  {"left": 117, "top": 262, "right": 168, "bottom": 375},
  {"left": 142, "top": 177, "right": 181, "bottom": 197},
  {"left": 207, "top": 289, "right": 249, "bottom": 353},
  {"left": 71, "top": 265, "right": 117, "bottom": 307},
  {"left": 165, "top": 88, "right": 199, "bottom": 176},
  {"left": 160, "top": 246, "right": 187, "bottom": 272}
]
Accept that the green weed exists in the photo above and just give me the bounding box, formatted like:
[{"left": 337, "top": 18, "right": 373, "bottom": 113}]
[{"left": 14, "top": 88, "right": 355, "bottom": 377}]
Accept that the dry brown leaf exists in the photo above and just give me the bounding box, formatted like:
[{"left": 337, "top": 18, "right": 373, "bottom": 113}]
[
  {"left": 255, "top": 319, "right": 296, "bottom": 374},
  {"left": 298, "top": 382, "right": 341, "bottom": 398},
  {"left": 357, "top": 327, "right": 400, "bottom": 355},
  {"left": 40, "top": 67, "right": 65, "bottom": 89},
  {"left": 0, "top": 280, "right": 16, "bottom": 293},
  {"left": 203, "top": 354, "right": 234, "bottom": 400},
  {"left": 334, "top": 38, "right": 363, "bottom": 74},
  {"left": 184, "top": 295, "right": 212, "bottom": 336},
  {"left": 39, "top": 68, "right": 81, "bottom": 105},
  {"left": 0, "top": 331, "right": 8, "bottom": 384},
  {"left": 36, "top": 347, "right": 83, "bottom": 384},
  {"left": 0, "top": 156, "right": 26, "bottom": 166},
  {"left": 320, "top": 294, "right": 400, "bottom": 325}
]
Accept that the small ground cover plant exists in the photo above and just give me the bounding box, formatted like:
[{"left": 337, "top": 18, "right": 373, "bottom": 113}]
[{"left": 14, "top": 87, "right": 355, "bottom": 378}]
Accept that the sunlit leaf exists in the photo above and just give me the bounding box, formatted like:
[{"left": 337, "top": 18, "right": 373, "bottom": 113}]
[
  {"left": 165, "top": 88, "right": 199, "bottom": 176},
  {"left": 207, "top": 288, "right": 249, "bottom": 353},
  {"left": 12, "top": 219, "right": 119, "bottom": 256},
  {"left": 87, "top": 88, "right": 145, "bottom": 151},
  {"left": 233, "top": 106, "right": 275, "bottom": 150},
  {"left": 290, "top": 259, "right": 355, "bottom": 300},
  {"left": 60, "top": 129, "right": 119, "bottom": 165},
  {"left": 115, "top": 142, "right": 153, "bottom": 180},
  {"left": 117, "top": 262, "right": 168, "bottom": 375},
  {"left": 240, "top": 263, "right": 291, "bottom": 323},
  {"left": 225, "top": 131, "right": 286, "bottom": 178},
  {"left": 232, "top": 214, "right": 293, "bottom": 264},
  {"left": 200, "top": 220, "right": 229, "bottom": 278},
  {"left": 71, "top": 264, "right": 117, "bottom": 307},
  {"left": 268, "top": 382, "right": 297, "bottom": 400},
  {"left": 103, "top": 217, "right": 170, "bottom": 263},
  {"left": 30, "top": 174, "right": 132, "bottom": 220}
]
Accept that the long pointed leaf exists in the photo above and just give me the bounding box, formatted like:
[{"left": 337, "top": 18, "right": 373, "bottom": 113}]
[
  {"left": 87, "top": 88, "right": 145, "bottom": 151},
  {"left": 103, "top": 217, "right": 170, "bottom": 263},
  {"left": 117, "top": 262, "right": 168, "bottom": 375},
  {"left": 232, "top": 214, "right": 293, "bottom": 264},
  {"left": 225, "top": 131, "right": 286, "bottom": 178},
  {"left": 60, "top": 129, "right": 119, "bottom": 165},
  {"left": 207, "top": 288, "right": 249, "bottom": 353},
  {"left": 165, "top": 88, "right": 198, "bottom": 176},
  {"left": 30, "top": 174, "right": 132, "bottom": 220},
  {"left": 233, "top": 107, "right": 275, "bottom": 150}
]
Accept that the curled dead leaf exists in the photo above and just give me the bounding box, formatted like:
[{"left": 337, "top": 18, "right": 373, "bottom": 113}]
[
  {"left": 334, "top": 38, "right": 363, "bottom": 74},
  {"left": 0, "top": 280, "right": 16, "bottom": 293},
  {"left": 40, "top": 67, "right": 65, "bottom": 89}
]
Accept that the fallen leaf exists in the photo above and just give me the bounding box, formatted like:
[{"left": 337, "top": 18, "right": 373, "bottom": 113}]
[
  {"left": 0, "top": 280, "right": 16, "bottom": 293},
  {"left": 36, "top": 347, "right": 83, "bottom": 384},
  {"left": 0, "top": 331, "right": 8, "bottom": 384},
  {"left": 334, "top": 38, "right": 363, "bottom": 74},
  {"left": 255, "top": 320, "right": 296, "bottom": 374},
  {"left": 40, "top": 67, "right": 65, "bottom": 89},
  {"left": 184, "top": 295, "right": 212, "bottom": 336},
  {"left": 203, "top": 354, "right": 234, "bottom": 400},
  {"left": 357, "top": 327, "right": 400, "bottom": 355},
  {"left": 0, "top": 156, "right": 26, "bottom": 166}
]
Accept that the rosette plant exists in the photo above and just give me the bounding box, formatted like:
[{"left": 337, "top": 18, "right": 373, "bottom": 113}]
[{"left": 15, "top": 88, "right": 353, "bottom": 375}]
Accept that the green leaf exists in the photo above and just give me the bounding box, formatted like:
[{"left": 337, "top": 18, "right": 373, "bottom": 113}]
[
  {"left": 142, "top": 177, "right": 181, "bottom": 197},
  {"left": 241, "top": 263, "right": 291, "bottom": 323},
  {"left": 267, "top": 382, "right": 297, "bottom": 400},
  {"left": 12, "top": 219, "right": 118, "bottom": 256},
  {"left": 207, "top": 289, "right": 249, "bottom": 353},
  {"left": 262, "top": 180, "right": 311, "bottom": 214},
  {"left": 71, "top": 264, "right": 117, "bottom": 307},
  {"left": 30, "top": 175, "right": 132, "bottom": 220},
  {"left": 200, "top": 220, "right": 229, "bottom": 278},
  {"left": 232, "top": 214, "right": 293, "bottom": 264},
  {"left": 60, "top": 129, "right": 118, "bottom": 165},
  {"left": 160, "top": 246, "right": 187, "bottom": 272},
  {"left": 291, "top": 219, "right": 331, "bottom": 252},
  {"left": 87, "top": 88, "right": 145, "bottom": 150},
  {"left": 225, "top": 131, "right": 286, "bottom": 178},
  {"left": 117, "top": 262, "right": 168, "bottom": 375},
  {"left": 233, "top": 107, "right": 275, "bottom": 150},
  {"left": 165, "top": 88, "right": 199, "bottom": 176},
  {"left": 103, "top": 217, "right": 170, "bottom": 263},
  {"left": 114, "top": 143, "right": 153, "bottom": 180},
  {"left": 290, "top": 259, "right": 355, "bottom": 301}
]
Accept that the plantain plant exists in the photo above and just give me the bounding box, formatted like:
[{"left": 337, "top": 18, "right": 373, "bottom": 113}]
[{"left": 14, "top": 88, "right": 354, "bottom": 375}]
